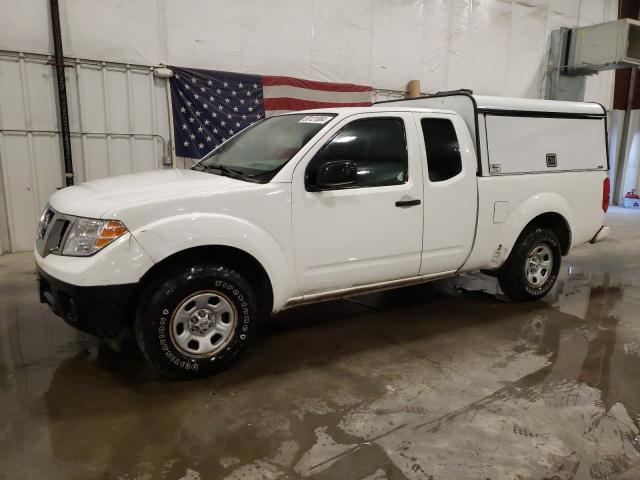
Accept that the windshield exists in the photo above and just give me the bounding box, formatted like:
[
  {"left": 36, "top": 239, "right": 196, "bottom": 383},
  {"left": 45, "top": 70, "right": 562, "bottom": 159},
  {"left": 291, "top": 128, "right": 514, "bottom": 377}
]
[{"left": 193, "top": 113, "right": 337, "bottom": 183}]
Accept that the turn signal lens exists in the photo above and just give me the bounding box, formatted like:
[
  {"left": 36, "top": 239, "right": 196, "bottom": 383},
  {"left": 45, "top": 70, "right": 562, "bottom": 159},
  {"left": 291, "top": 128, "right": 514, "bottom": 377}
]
[{"left": 96, "top": 220, "right": 128, "bottom": 248}]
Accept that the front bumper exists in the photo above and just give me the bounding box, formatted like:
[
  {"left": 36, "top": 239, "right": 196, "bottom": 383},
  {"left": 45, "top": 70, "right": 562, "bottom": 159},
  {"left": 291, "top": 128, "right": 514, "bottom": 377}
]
[{"left": 37, "top": 267, "right": 137, "bottom": 339}]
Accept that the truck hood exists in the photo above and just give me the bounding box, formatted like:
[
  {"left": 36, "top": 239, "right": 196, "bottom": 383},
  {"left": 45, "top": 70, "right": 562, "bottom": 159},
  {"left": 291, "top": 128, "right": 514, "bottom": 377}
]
[{"left": 49, "top": 169, "right": 253, "bottom": 218}]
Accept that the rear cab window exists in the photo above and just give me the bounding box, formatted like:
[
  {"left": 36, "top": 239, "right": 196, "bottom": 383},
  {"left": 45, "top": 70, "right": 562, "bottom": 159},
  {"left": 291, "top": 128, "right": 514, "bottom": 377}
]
[{"left": 420, "top": 118, "right": 462, "bottom": 182}]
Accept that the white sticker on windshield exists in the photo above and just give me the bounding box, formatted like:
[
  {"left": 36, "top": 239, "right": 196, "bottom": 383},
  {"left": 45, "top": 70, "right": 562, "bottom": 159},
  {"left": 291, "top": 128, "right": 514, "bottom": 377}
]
[{"left": 299, "top": 115, "right": 333, "bottom": 124}]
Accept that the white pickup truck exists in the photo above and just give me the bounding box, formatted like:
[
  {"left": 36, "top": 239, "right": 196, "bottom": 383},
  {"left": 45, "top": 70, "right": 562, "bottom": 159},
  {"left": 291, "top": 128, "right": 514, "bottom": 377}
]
[{"left": 35, "top": 91, "right": 611, "bottom": 378}]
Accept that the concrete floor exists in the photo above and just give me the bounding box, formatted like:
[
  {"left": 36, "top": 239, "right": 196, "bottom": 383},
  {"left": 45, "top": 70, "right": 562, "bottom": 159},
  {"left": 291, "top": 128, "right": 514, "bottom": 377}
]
[{"left": 1, "top": 207, "right": 639, "bottom": 480}]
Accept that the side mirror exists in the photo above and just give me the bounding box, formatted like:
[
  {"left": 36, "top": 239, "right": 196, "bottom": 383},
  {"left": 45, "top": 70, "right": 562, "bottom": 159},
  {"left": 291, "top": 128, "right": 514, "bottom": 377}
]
[{"left": 314, "top": 160, "right": 357, "bottom": 189}]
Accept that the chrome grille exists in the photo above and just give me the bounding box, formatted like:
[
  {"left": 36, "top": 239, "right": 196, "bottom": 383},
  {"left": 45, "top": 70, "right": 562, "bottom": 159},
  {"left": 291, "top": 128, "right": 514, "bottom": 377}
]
[
  {"left": 36, "top": 207, "right": 73, "bottom": 257},
  {"left": 36, "top": 208, "right": 54, "bottom": 241}
]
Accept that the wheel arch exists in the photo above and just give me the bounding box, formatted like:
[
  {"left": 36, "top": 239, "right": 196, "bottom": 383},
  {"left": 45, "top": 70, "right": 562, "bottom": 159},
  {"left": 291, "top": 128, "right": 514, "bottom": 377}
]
[
  {"left": 465, "top": 192, "right": 576, "bottom": 273},
  {"left": 520, "top": 212, "right": 572, "bottom": 255},
  {"left": 126, "top": 245, "right": 274, "bottom": 326},
  {"left": 502, "top": 193, "right": 575, "bottom": 261}
]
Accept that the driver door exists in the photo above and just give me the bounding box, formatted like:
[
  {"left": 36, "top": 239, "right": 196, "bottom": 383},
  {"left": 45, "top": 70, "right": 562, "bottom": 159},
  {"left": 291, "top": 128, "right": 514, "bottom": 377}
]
[{"left": 291, "top": 112, "right": 424, "bottom": 295}]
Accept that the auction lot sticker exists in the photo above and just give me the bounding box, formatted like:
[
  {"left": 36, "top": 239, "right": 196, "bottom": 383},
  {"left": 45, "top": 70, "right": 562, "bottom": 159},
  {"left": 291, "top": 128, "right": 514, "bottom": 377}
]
[{"left": 299, "top": 115, "right": 333, "bottom": 124}]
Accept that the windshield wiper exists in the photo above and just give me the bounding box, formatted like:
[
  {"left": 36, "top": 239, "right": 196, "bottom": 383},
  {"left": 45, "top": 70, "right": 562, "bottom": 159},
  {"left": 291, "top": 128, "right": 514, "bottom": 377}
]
[{"left": 199, "top": 163, "right": 245, "bottom": 177}]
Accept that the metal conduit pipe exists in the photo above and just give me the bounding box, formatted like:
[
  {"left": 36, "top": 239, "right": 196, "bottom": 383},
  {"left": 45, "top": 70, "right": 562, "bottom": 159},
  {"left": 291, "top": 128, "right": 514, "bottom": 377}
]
[{"left": 49, "top": 0, "right": 74, "bottom": 186}]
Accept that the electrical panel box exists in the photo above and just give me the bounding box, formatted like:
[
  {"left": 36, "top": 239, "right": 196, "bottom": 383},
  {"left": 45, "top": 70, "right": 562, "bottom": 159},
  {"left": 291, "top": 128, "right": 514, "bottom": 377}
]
[{"left": 568, "top": 18, "right": 640, "bottom": 73}]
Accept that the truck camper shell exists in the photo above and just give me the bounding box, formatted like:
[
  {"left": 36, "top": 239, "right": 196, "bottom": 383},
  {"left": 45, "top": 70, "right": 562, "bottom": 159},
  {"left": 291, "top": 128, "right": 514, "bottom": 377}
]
[{"left": 374, "top": 90, "right": 609, "bottom": 177}]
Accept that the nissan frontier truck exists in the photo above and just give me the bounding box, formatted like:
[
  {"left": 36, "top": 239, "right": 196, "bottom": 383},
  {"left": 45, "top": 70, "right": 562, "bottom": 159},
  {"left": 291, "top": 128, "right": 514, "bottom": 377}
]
[{"left": 35, "top": 91, "right": 611, "bottom": 378}]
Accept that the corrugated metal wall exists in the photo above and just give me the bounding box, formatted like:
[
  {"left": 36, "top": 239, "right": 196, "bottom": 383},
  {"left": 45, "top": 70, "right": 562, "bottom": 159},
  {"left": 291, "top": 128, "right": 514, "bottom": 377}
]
[{"left": 0, "top": 51, "right": 172, "bottom": 253}]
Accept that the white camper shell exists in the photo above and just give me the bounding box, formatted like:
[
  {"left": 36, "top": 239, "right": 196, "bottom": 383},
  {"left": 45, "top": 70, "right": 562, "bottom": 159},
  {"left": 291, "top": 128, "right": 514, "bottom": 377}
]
[{"left": 375, "top": 91, "right": 609, "bottom": 176}]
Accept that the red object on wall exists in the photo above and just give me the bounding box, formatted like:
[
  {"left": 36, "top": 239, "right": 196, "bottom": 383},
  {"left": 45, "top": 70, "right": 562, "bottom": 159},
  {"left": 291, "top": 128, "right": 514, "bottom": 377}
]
[{"left": 625, "top": 189, "right": 640, "bottom": 198}]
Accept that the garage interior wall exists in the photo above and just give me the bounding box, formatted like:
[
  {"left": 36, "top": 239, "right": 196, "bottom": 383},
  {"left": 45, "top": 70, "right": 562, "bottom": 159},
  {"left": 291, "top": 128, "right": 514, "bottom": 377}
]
[
  {"left": 0, "top": 0, "right": 621, "bottom": 253},
  {"left": 0, "top": 53, "right": 171, "bottom": 253}
]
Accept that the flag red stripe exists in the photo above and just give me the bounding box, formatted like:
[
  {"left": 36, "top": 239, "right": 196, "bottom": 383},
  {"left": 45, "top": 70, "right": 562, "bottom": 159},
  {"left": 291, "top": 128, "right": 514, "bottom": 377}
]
[
  {"left": 264, "top": 98, "right": 372, "bottom": 111},
  {"left": 262, "top": 75, "right": 372, "bottom": 93}
]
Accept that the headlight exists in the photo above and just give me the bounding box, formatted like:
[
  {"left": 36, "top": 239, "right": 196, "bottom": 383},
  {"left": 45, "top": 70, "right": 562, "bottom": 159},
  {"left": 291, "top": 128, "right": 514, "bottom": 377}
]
[{"left": 62, "top": 218, "right": 128, "bottom": 256}]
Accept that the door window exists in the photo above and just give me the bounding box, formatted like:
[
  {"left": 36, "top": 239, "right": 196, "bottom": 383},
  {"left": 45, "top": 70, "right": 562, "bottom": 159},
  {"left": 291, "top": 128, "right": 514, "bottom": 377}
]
[
  {"left": 306, "top": 117, "right": 408, "bottom": 189},
  {"left": 421, "top": 118, "right": 462, "bottom": 182}
]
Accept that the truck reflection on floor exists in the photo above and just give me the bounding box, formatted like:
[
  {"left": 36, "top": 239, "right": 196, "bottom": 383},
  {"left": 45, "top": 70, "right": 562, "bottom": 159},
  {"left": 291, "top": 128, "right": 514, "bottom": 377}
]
[{"left": 3, "top": 265, "right": 638, "bottom": 479}]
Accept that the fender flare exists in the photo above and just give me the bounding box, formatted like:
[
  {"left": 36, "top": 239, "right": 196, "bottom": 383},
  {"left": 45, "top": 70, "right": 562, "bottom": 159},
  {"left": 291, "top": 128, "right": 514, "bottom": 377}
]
[
  {"left": 499, "top": 193, "right": 574, "bottom": 263},
  {"left": 131, "top": 213, "right": 297, "bottom": 310}
]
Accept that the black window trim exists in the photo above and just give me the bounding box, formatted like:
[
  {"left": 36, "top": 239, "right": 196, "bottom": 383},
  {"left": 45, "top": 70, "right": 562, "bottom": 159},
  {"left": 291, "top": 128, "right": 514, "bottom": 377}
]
[{"left": 304, "top": 115, "right": 409, "bottom": 192}]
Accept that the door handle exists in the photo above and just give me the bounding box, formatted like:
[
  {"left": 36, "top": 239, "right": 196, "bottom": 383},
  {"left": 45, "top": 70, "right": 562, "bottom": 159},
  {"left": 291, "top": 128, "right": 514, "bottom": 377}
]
[{"left": 395, "top": 199, "right": 421, "bottom": 207}]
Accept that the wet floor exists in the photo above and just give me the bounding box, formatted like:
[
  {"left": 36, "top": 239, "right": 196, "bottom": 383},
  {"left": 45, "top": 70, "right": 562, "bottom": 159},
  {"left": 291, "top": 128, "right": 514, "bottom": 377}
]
[{"left": 1, "top": 207, "right": 639, "bottom": 480}]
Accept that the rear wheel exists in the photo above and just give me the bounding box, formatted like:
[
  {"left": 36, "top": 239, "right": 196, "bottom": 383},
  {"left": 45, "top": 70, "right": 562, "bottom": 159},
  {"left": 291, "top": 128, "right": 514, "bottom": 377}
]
[
  {"left": 498, "top": 227, "right": 561, "bottom": 302},
  {"left": 135, "top": 263, "right": 260, "bottom": 379}
]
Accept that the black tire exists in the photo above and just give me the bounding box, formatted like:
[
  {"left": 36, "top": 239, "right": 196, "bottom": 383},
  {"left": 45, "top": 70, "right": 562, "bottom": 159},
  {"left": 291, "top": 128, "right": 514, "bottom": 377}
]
[
  {"left": 498, "top": 227, "right": 561, "bottom": 302},
  {"left": 134, "top": 263, "right": 260, "bottom": 379}
]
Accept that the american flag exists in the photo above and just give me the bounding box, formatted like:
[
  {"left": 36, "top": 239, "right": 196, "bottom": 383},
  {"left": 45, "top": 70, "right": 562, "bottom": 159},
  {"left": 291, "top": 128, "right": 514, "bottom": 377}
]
[{"left": 169, "top": 66, "right": 373, "bottom": 159}]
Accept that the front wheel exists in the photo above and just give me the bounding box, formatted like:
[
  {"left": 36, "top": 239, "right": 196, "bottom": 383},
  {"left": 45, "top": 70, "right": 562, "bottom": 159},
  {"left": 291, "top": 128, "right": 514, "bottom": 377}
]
[
  {"left": 135, "top": 263, "right": 260, "bottom": 379},
  {"left": 498, "top": 227, "right": 561, "bottom": 302}
]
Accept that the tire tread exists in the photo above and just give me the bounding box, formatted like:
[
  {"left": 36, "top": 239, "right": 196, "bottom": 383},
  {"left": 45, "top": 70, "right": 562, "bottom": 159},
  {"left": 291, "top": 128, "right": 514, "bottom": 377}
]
[
  {"left": 498, "top": 227, "right": 561, "bottom": 303},
  {"left": 134, "top": 262, "right": 260, "bottom": 379}
]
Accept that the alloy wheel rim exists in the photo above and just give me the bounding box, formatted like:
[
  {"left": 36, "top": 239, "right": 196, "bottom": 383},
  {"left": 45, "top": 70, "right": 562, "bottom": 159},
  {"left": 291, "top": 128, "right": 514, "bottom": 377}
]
[
  {"left": 525, "top": 243, "right": 553, "bottom": 288},
  {"left": 170, "top": 290, "right": 237, "bottom": 358}
]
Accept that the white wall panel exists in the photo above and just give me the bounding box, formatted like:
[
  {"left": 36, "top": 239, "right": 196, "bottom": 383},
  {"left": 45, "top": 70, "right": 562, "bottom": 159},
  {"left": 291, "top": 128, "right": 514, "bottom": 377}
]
[
  {"left": 0, "top": 1, "right": 52, "bottom": 54},
  {"left": 582, "top": 0, "right": 618, "bottom": 108},
  {"left": 370, "top": 0, "right": 423, "bottom": 89},
  {"left": 578, "top": 0, "right": 613, "bottom": 26},
  {"left": 76, "top": 65, "right": 106, "bottom": 131},
  {"left": 32, "top": 135, "right": 64, "bottom": 204},
  {"left": 0, "top": 135, "right": 40, "bottom": 252},
  {"left": 110, "top": 137, "right": 133, "bottom": 177},
  {"left": 62, "top": 0, "right": 162, "bottom": 66},
  {"left": 420, "top": 0, "right": 454, "bottom": 91},
  {"left": 307, "top": 1, "right": 373, "bottom": 85},
  {"left": 448, "top": 0, "right": 512, "bottom": 94},
  {"left": 0, "top": 53, "right": 171, "bottom": 252},
  {"left": 0, "top": 0, "right": 618, "bottom": 105},
  {"left": 0, "top": 56, "right": 28, "bottom": 130},
  {"left": 106, "top": 69, "right": 131, "bottom": 131},
  {"left": 0, "top": 55, "right": 61, "bottom": 253},
  {"left": 506, "top": 1, "right": 548, "bottom": 98},
  {"left": 131, "top": 70, "right": 156, "bottom": 133},
  {"left": 165, "top": 0, "right": 314, "bottom": 79}
]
